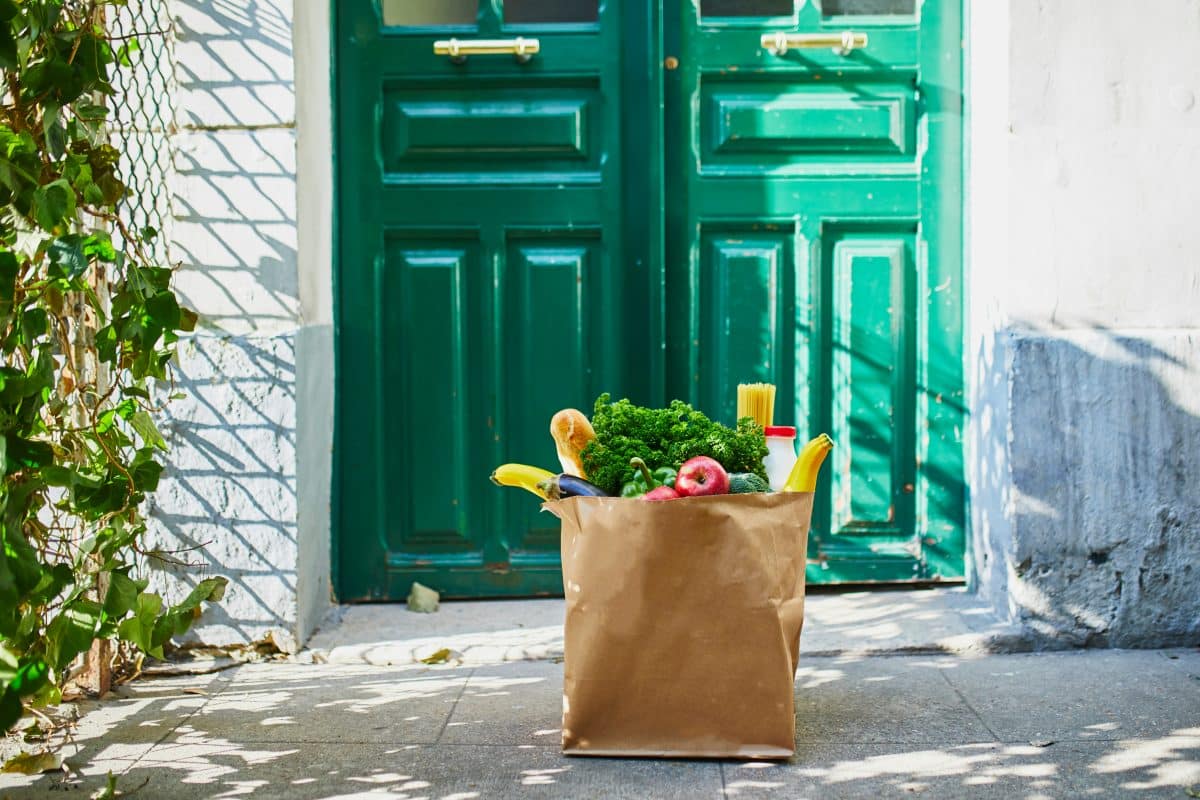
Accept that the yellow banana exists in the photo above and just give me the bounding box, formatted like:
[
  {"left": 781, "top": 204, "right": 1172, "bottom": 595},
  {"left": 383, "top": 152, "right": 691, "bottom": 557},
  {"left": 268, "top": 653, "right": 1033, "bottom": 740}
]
[
  {"left": 490, "top": 463, "right": 556, "bottom": 499},
  {"left": 783, "top": 434, "right": 834, "bottom": 493}
]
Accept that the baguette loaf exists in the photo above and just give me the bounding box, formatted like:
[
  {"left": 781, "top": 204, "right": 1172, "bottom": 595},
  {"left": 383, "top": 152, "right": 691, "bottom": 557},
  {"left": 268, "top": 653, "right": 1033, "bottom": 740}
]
[{"left": 550, "top": 409, "right": 596, "bottom": 478}]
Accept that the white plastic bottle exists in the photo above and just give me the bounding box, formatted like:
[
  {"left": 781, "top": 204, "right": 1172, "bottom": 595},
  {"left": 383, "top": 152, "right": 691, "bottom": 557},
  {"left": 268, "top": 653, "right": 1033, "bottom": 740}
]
[{"left": 762, "top": 426, "right": 797, "bottom": 491}]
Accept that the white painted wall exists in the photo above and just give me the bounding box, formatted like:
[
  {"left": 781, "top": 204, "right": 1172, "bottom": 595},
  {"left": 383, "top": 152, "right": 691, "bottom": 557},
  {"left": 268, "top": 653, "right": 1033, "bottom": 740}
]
[
  {"left": 968, "top": 0, "right": 1200, "bottom": 645},
  {"left": 1006, "top": 1, "right": 1200, "bottom": 327},
  {"left": 143, "top": 0, "right": 332, "bottom": 651}
]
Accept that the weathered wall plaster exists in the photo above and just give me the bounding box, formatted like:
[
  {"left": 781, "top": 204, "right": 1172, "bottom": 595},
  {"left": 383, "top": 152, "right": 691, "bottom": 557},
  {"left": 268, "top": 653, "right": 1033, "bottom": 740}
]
[
  {"left": 968, "top": 0, "right": 1200, "bottom": 646},
  {"left": 143, "top": 0, "right": 332, "bottom": 650}
]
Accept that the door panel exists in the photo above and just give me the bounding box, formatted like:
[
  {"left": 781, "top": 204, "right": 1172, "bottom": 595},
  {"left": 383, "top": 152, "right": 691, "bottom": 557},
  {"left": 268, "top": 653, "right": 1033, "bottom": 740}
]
[
  {"left": 381, "top": 81, "right": 602, "bottom": 178},
  {"left": 666, "top": 1, "right": 964, "bottom": 583},
  {"left": 695, "top": 226, "right": 794, "bottom": 426},
  {"left": 381, "top": 237, "right": 486, "bottom": 560},
  {"left": 701, "top": 79, "right": 917, "bottom": 165}
]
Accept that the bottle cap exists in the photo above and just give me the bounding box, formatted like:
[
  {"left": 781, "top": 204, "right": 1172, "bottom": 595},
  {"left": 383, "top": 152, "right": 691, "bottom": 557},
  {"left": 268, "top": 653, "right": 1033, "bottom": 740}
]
[{"left": 764, "top": 426, "right": 796, "bottom": 438}]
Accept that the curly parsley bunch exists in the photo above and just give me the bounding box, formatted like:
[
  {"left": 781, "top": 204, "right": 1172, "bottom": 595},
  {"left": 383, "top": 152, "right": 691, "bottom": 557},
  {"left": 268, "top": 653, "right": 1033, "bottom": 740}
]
[{"left": 580, "top": 394, "right": 769, "bottom": 495}]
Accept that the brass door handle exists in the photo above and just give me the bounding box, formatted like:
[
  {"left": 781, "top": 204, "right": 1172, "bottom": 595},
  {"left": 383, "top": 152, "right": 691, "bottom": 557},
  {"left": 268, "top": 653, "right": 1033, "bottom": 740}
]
[
  {"left": 434, "top": 37, "right": 540, "bottom": 64},
  {"left": 761, "top": 31, "right": 868, "bottom": 56}
]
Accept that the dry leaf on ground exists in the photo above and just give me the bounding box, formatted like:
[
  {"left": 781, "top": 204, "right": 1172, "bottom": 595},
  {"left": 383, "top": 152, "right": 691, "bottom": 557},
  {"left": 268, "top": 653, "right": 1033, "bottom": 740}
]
[{"left": 2, "top": 751, "right": 62, "bottom": 775}]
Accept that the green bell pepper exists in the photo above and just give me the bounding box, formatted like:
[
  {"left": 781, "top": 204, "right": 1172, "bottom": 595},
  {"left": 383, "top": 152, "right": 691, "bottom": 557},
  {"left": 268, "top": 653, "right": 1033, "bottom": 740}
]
[{"left": 620, "top": 457, "right": 678, "bottom": 498}]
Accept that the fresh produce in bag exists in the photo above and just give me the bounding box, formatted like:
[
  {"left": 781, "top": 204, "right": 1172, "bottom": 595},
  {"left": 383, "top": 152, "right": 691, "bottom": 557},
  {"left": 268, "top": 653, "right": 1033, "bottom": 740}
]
[{"left": 487, "top": 396, "right": 833, "bottom": 757}]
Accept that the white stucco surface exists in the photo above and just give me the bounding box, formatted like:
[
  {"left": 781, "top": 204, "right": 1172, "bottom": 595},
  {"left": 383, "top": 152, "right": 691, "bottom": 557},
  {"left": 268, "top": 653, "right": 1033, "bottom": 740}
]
[
  {"left": 1000, "top": 0, "right": 1200, "bottom": 327},
  {"left": 143, "top": 0, "right": 332, "bottom": 650}
]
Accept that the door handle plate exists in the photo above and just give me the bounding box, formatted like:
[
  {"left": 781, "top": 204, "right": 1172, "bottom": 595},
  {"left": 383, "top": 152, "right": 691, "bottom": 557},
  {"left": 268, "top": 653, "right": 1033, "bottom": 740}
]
[
  {"left": 761, "top": 31, "right": 868, "bottom": 56},
  {"left": 434, "top": 37, "right": 541, "bottom": 64}
]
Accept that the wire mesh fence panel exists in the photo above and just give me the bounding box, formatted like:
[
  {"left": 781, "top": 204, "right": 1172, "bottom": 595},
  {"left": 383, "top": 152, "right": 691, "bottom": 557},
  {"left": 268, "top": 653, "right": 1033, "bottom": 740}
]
[{"left": 109, "top": 0, "right": 177, "bottom": 265}]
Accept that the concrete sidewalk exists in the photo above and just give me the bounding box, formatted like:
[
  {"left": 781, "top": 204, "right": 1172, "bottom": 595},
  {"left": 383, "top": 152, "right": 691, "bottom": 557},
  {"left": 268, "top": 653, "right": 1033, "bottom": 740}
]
[
  {"left": 305, "top": 587, "right": 1031, "bottom": 666},
  {"left": 3, "top": 592, "right": 1199, "bottom": 799}
]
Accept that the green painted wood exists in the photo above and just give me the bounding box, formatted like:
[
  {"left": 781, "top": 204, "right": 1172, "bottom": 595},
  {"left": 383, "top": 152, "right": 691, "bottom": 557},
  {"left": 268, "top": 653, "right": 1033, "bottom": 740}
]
[
  {"left": 334, "top": 0, "right": 655, "bottom": 601},
  {"left": 665, "top": 1, "right": 964, "bottom": 583},
  {"left": 335, "top": 0, "right": 961, "bottom": 599}
]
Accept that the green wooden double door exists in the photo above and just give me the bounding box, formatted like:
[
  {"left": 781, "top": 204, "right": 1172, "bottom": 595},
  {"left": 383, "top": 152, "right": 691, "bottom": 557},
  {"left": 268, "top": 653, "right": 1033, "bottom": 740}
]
[{"left": 334, "top": 0, "right": 964, "bottom": 600}]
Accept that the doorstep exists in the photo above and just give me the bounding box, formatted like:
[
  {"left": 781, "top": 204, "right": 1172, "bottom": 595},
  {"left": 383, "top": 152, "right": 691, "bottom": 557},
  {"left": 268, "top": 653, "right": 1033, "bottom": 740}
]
[{"left": 304, "top": 586, "right": 1030, "bottom": 666}]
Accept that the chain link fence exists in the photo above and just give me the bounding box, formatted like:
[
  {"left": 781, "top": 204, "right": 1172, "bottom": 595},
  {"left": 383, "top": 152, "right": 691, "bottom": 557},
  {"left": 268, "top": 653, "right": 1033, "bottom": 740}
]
[{"left": 109, "top": 0, "right": 177, "bottom": 265}]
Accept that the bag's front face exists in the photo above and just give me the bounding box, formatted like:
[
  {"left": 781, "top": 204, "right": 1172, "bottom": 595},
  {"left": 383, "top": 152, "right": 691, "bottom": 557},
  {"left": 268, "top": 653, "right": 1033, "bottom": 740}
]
[{"left": 550, "top": 493, "right": 813, "bottom": 759}]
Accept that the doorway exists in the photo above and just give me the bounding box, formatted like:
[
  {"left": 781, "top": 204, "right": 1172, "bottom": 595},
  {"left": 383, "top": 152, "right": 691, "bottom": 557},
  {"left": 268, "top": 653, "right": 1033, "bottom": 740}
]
[{"left": 333, "top": 0, "right": 963, "bottom": 600}]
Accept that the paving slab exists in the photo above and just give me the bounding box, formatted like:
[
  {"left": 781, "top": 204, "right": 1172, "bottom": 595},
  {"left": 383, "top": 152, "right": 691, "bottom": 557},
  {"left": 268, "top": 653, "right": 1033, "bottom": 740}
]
[
  {"left": 0, "top": 672, "right": 226, "bottom": 796},
  {"left": 941, "top": 649, "right": 1200, "bottom": 742},
  {"left": 309, "top": 599, "right": 567, "bottom": 665},
  {"left": 442, "top": 659, "right": 564, "bottom": 746},
  {"left": 723, "top": 739, "right": 1200, "bottom": 798},
  {"left": 793, "top": 655, "right": 995, "bottom": 745},
  {"left": 8, "top": 744, "right": 725, "bottom": 799},
  {"left": 181, "top": 662, "right": 472, "bottom": 745}
]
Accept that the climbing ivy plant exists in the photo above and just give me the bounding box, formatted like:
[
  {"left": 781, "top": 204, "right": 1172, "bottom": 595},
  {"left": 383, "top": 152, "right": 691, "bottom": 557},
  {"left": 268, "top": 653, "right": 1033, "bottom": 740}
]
[{"left": 0, "top": 0, "right": 225, "bottom": 731}]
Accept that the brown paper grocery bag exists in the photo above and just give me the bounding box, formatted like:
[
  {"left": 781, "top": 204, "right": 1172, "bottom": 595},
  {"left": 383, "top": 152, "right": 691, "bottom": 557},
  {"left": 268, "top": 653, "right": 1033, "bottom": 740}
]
[{"left": 545, "top": 491, "right": 813, "bottom": 759}]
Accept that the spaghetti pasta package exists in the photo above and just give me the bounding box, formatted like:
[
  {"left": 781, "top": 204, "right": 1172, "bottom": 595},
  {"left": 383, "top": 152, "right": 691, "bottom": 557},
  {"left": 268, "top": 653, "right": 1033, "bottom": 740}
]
[{"left": 544, "top": 491, "right": 813, "bottom": 759}]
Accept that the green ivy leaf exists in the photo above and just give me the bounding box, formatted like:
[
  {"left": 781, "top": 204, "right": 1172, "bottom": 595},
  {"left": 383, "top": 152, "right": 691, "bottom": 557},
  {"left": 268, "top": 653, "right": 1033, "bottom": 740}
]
[
  {"left": 31, "top": 179, "right": 75, "bottom": 232},
  {"left": 0, "top": 689, "right": 18, "bottom": 732},
  {"left": 29, "top": 682, "right": 60, "bottom": 709},
  {"left": 10, "top": 659, "right": 48, "bottom": 696},
  {"left": 186, "top": 576, "right": 228, "bottom": 606},
  {"left": 0, "top": 646, "right": 16, "bottom": 679},
  {"left": 129, "top": 453, "right": 163, "bottom": 492},
  {"left": 0, "top": 24, "right": 15, "bottom": 75},
  {"left": 116, "top": 37, "right": 140, "bottom": 68},
  {"left": 144, "top": 291, "right": 181, "bottom": 330},
  {"left": 45, "top": 599, "right": 102, "bottom": 670},
  {"left": 46, "top": 234, "right": 87, "bottom": 277},
  {"left": 0, "top": 249, "right": 18, "bottom": 320},
  {"left": 6, "top": 436, "right": 54, "bottom": 470},
  {"left": 129, "top": 410, "right": 166, "bottom": 452},
  {"left": 102, "top": 570, "right": 146, "bottom": 619},
  {"left": 117, "top": 590, "right": 175, "bottom": 657}
]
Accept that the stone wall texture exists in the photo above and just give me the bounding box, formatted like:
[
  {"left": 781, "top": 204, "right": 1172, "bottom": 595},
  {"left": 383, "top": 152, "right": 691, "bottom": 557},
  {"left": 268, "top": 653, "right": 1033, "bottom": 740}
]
[{"left": 974, "top": 330, "right": 1200, "bottom": 648}]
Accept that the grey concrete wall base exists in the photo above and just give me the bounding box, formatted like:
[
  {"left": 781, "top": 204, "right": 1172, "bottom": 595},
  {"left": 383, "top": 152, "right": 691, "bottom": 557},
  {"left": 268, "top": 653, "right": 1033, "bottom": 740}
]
[
  {"left": 974, "top": 327, "right": 1200, "bottom": 649},
  {"left": 295, "top": 323, "right": 333, "bottom": 643}
]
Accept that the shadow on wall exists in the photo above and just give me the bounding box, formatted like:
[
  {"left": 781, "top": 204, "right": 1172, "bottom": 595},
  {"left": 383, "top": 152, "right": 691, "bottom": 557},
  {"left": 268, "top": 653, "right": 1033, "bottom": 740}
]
[
  {"left": 136, "top": 0, "right": 304, "bottom": 646},
  {"left": 170, "top": 0, "right": 299, "bottom": 335},
  {"left": 143, "top": 332, "right": 300, "bottom": 649},
  {"left": 173, "top": 0, "right": 293, "bottom": 130},
  {"left": 975, "top": 324, "right": 1200, "bottom": 648}
]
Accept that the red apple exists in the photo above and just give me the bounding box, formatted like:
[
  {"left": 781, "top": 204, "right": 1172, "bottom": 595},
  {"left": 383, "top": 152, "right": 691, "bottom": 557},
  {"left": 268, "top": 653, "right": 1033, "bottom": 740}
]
[
  {"left": 642, "top": 485, "right": 680, "bottom": 501},
  {"left": 674, "top": 456, "right": 730, "bottom": 497}
]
